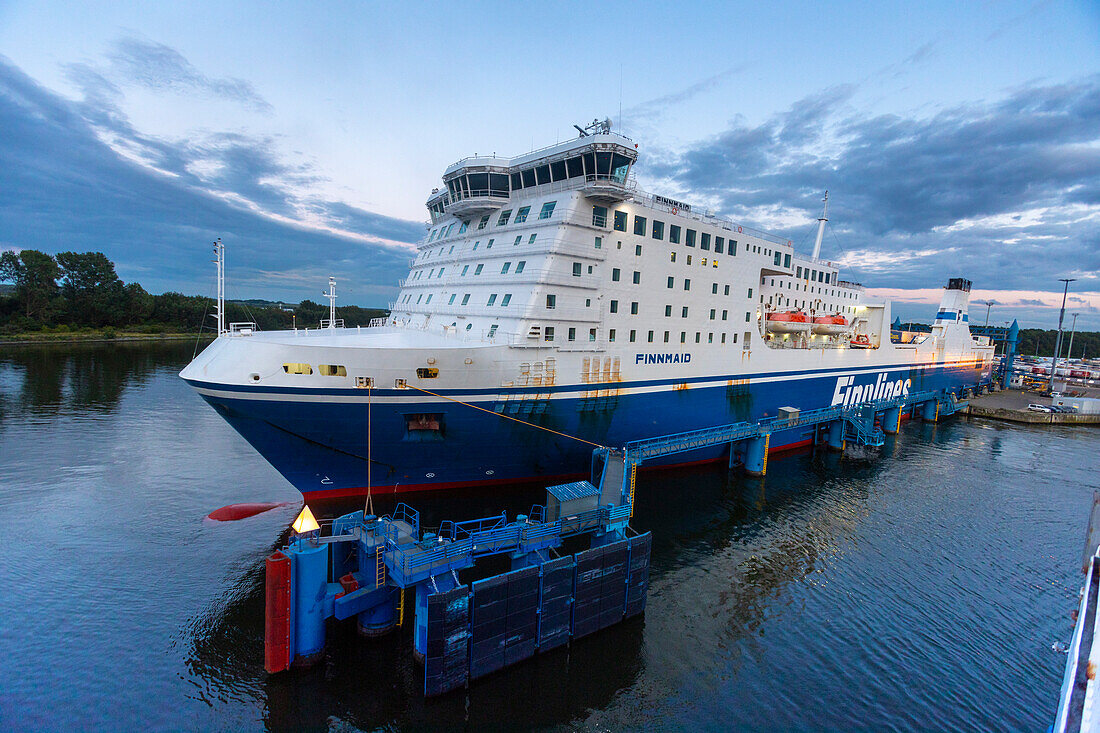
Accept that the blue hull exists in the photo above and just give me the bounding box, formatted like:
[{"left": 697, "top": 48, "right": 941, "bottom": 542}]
[{"left": 190, "top": 361, "right": 985, "bottom": 497}]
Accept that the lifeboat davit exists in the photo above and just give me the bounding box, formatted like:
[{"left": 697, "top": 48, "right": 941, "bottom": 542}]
[
  {"left": 765, "top": 310, "right": 811, "bottom": 334},
  {"left": 811, "top": 314, "right": 849, "bottom": 335}
]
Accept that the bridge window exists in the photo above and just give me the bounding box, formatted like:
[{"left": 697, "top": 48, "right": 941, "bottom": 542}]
[
  {"left": 566, "top": 156, "right": 584, "bottom": 178},
  {"left": 550, "top": 160, "right": 567, "bottom": 181},
  {"left": 283, "top": 363, "right": 313, "bottom": 375},
  {"left": 522, "top": 169, "right": 536, "bottom": 188},
  {"left": 539, "top": 201, "right": 557, "bottom": 219},
  {"left": 535, "top": 165, "right": 550, "bottom": 185},
  {"left": 592, "top": 206, "right": 608, "bottom": 227}
]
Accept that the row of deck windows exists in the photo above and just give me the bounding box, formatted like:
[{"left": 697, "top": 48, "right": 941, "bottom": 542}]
[
  {"left": 427, "top": 201, "right": 557, "bottom": 243},
  {"left": 543, "top": 328, "right": 744, "bottom": 346}
]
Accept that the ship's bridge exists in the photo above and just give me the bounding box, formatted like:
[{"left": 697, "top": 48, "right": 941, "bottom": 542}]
[{"left": 427, "top": 122, "right": 639, "bottom": 222}]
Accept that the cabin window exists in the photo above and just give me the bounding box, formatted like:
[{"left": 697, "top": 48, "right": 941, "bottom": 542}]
[
  {"left": 784, "top": 253, "right": 791, "bottom": 267},
  {"left": 722, "top": 310, "right": 728, "bottom": 320},
  {"left": 635, "top": 244, "right": 642, "bottom": 256},
  {"left": 516, "top": 261, "right": 526, "bottom": 273},
  {"left": 669, "top": 225, "right": 681, "bottom": 244},
  {"left": 501, "top": 262, "right": 511, "bottom": 274},
  {"left": 486, "top": 294, "right": 497, "bottom": 306},
  {"left": 474, "top": 264, "right": 483, "bottom": 275},
  {"left": 416, "top": 368, "right": 439, "bottom": 379},
  {"left": 448, "top": 294, "right": 456, "bottom": 305},
  {"left": 652, "top": 220, "right": 664, "bottom": 240},
  {"left": 715, "top": 236, "right": 724, "bottom": 254},
  {"left": 500, "top": 294, "right": 511, "bottom": 306},
  {"left": 589, "top": 328, "right": 597, "bottom": 342},
  {"left": 631, "top": 302, "right": 639, "bottom": 314},
  {"left": 460, "top": 265, "right": 469, "bottom": 276},
  {"left": 283, "top": 363, "right": 313, "bottom": 375},
  {"left": 634, "top": 216, "right": 647, "bottom": 236},
  {"left": 667, "top": 277, "right": 674, "bottom": 289},
  {"left": 701, "top": 233, "right": 711, "bottom": 250},
  {"left": 544, "top": 326, "right": 555, "bottom": 342},
  {"left": 729, "top": 239, "right": 737, "bottom": 255},
  {"left": 459, "top": 221, "right": 468, "bottom": 234},
  {"left": 609, "top": 329, "right": 616, "bottom": 342},
  {"left": 774, "top": 252, "right": 782, "bottom": 267},
  {"left": 710, "top": 309, "right": 716, "bottom": 320},
  {"left": 614, "top": 211, "right": 627, "bottom": 231},
  {"left": 610, "top": 300, "right": 619, "bottom": 313},
  {"left": 515, "top": 206, "right": 531, "bottom": 223},
  {"left": 592, "top": 206, "right": 608, "bottom": 227},
  {"left": 664, "top": 331, "right": 670, "bottom": 343},
  {"left": 425, "top": 295, "right": 432, "bottom": 304},
  {"left": 529, "top": 233, "right": 537, "bottom": 245},
  {"left": 488, "top": 324, "right": 499, "bottom": 337},
  {"left": 568, "top": 327, "right": 576, "bottom": 341},
  {"left": 682, "top": 307, "right": 689, "bottom": 318},
  {"left": 539, "top": 201, "right": 557, "bottom": 219},
  {"left": 629, "top": 330, "right": 636, "bottom": 342},
  {"left": 546, "top": 294, "right": 556, "bottom": 309},
  {"left": 647, "top": 330, "right": 654, "bottom": 343},
  {"left": 612, "top": 268, "right": 621, "bottom": 282},
  {"left": 745, "top": 312, "right": 752, "bottom": 322},
  {"left": 573, "top": 262, "right": 582, "bottom": 277},
  {"left": 513, "top": 235, "right": 522, "bottom": 246},
  {"left": 594, "top": 236, "right": 603, "bottom": 249},
  {"left": 684, "top": 279, "right": 691, "bottom": 291},
  {"left": 478, "top": 214, "right": 490, "bottom": 230},
  {"left": 665, "top": 305, "right": 672, "bottom": 317},
  {"left": 670, "top": 251, "right": 676, "bottom": 263},
  {"left": 485, "top": 240, "right": 493, "bottom": 250},
  {"left": 712, "top": 283, "right": 718, "bottom": 294},
  {"left": 632, "top": 271, "right": 641, "bottom": 284},
  {"left": 404, "top": 413, "right": 444, "bottom": 441},
  {"left": 685, "top": 229, "right": 696, "bottom": 247},
  {"left": 461, "top": 294, "right": 471, "bottom": 305}
]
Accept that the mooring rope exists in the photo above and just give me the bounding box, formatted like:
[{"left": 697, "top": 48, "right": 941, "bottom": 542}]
[{"left": 405, "top": 384, "right": 607, "bottom": 449}]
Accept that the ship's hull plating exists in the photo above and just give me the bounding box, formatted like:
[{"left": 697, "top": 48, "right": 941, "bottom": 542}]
[{"left": 187, "top": 359, "right": 987, "bottom": 498}]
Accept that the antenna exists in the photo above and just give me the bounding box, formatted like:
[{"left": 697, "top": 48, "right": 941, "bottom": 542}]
[
  {"left": 811, "top": 191, "right": 829, "bottom": 260},
  {"left": 324, "top": 277, "right": 337, "bottom": 328},
  {"left": 212, "top": 238, "right": 225, "bottom": 334}
]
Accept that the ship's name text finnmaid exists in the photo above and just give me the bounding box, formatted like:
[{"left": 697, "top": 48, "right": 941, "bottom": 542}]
[
  {"left": 653, "top": 195, "right": 691, "bottom": 212},
  {"left": 635, "top": 353, "right": 692, "bottom": 365},
  {"left": 830, "top": 373, "right": 912, "bottom": 407}
]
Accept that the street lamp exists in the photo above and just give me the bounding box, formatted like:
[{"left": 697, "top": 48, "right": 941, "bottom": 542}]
[
  {"left": 1048, "top": 278, "right": 1075, "bottom": 393},
  {"left": 976, "top": 300, "right": 996, "bottom": 328},
  {"left": 1066, "top": 313, "right": 1080, "bottom": 361}
]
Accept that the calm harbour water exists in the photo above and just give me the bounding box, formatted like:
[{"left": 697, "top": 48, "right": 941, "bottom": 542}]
[{"left": 0, "top": 340, "right": 1097, "bottom": 732}]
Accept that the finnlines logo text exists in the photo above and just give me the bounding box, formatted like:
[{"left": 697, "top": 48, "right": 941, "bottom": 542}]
[
  {"left": 831, "top": 373, "right": 911, "bottom": 406},
  {"left": 635, "top": 353, "right": 692, "bottom": 364}
]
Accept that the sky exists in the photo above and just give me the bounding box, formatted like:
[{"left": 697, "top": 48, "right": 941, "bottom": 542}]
[{"left": 0, "top": 0, "right": 1098, "bottom": 328}]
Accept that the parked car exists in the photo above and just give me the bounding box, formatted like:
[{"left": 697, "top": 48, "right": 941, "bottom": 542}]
[{"left": 1027, "top": 404, "right": 1052, "bottom": 413}]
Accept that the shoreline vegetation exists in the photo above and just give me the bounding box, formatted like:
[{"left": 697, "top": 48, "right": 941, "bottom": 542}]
[{"left": 1, "top": 249, "right": 387, "bottom": 344}]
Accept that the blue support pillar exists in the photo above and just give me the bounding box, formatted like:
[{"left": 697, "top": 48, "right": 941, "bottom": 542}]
[
  {"left": 883, "top": 406, "right": 901, "bottom": 435},
  {"left": 357, "top": 590, "right": 396, "bottom": 637},
  {"left": 413, "top": 573, "right": 459, "bottom": 662},
  {"left": 744, "top": 434, "right": 769, "bottom": 476},
  {"left": 922, "top": 399, "right": 939, "bottom": 423},
  {"left": 1003, "top": 319, "right": 1019, "bottom": 390},
  {"left": 826, "top": 420, "right": 845, "bottom": 452},
  {"left": 289, "top": 539, "right": 329, "bottom": 666}
]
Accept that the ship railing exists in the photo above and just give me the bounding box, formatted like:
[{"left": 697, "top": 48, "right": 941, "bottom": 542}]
[
  {"left": 320, "top": 319, "right": 345, "bottom": 329},
  {"left": 367, "top": 317, "right": 387, "bottom": 328},
  {"left": 446, "top": 188, "right": 511, "bottom": 203},
  {"left": 228, "top": 322, "right": 257, "bottom": 335},
  {"left": 443, "top": 131, "right": 636, "bottom": 171}
]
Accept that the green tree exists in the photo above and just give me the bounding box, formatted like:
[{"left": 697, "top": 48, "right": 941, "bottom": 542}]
[
  {"left": 0, "top": 249, "right": 61, "bottom": 320},
  {"left": 55, "top": 251, "right": 126, "bottom": 326}
]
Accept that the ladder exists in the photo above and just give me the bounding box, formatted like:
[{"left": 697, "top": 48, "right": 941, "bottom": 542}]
[{"left": 375, "top": 545, "right": 385, "bottom": 588}]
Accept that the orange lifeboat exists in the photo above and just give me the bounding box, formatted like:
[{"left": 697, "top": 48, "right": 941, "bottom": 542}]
[
  {"left": 765, "top": 310, "right": 812, "bottom": 334},
  {"left": 811, "top": 313, "right": 849, "bottom": 336},
  {"left": 850, "top": 334, "right": 873, "bottom": 348}
]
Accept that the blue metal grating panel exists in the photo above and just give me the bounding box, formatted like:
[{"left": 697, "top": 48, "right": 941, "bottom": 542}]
[{"left": 424, "top": 586, "right": 470, "bottom": 697}]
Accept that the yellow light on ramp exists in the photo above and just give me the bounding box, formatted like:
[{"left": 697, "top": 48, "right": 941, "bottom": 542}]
[{"left": 292, "top": 505, "right": 320, "bottom": 534}]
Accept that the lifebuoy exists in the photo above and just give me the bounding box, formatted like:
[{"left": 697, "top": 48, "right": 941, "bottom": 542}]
[{"left": 737, "top": 225, "right": 743, "bottom": 233}]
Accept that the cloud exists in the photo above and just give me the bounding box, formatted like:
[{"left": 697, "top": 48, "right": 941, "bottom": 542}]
[
  {"left": 106, "top": 36, "right": 273, "bottom": 114},
  {"left": 0, "top": 54, "right": 421, "bottom": 304},
  {"left": 621, "top": 66, "right": 749, "bottom": 127},
  {"left": 646, "top": 74, "right": 1100, "bottom": 320}
]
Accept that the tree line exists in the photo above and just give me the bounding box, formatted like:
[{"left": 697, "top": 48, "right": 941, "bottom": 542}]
[
  {"left": 895, "top": 320, "right": 1097, "bottom": 359},
  {"left": 0, "top": 249, "right": 386, "bottom": 336}
]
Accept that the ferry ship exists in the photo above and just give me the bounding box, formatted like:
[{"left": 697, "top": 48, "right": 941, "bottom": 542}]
[{"left": 180, "top": 120, "right": 995, "bottom": 499}]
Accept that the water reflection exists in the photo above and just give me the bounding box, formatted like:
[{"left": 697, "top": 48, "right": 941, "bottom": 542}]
[{"left": 0, "top": 340, "right": 200, "bottom": 415}]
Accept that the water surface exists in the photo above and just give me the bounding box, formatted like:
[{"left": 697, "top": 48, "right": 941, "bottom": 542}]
[{"left": 0, "top": 341, "right": 1095, "bottom": 731}]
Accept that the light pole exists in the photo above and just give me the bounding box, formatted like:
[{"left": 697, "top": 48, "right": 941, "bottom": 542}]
[
  {"left": 1048, "top": 278, "right": 1075, "bottom": 393},
  {"left": 977, "top": 300, "right": 995, "bottom": 328},
  {"left": 1066, "top": 313, "right": 1079, "bottom": 361}
]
